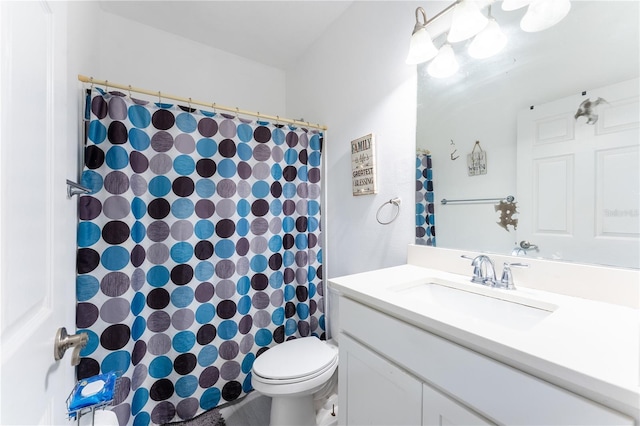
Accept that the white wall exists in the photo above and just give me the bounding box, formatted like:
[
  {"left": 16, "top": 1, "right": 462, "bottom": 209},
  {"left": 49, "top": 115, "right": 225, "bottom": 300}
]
[
  {"left": 286, "top": 1, "right": 423, "bottom": 280},
  {"left": 94, "top": 9, "right": 287, "bottom": 115}
]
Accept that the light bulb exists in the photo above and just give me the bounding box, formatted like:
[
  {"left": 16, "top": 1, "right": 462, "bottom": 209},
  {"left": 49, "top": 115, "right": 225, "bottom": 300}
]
[
  {"left": 521, "top": 0, "right": 571, "bottom": 32},
  {"left": 468, "top": 18, "right": 507, "bottom": 59},
  {"left": 427, "top": 44, "right": 459, "bottom": 78},
  {"left": 406, "top": 27, "right": 439, "bottom": 65},
  {"left": 447, "top": 0, "right": 489, "bottom": 43}
]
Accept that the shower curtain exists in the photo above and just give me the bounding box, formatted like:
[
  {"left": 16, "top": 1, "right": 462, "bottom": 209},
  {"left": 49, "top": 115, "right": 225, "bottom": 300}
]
[
  {"left": 416, "top": 153, "right": 435, "bottom": 245},
  {"left": 76, "top": 88, "right": 324, "bottom": 425}
]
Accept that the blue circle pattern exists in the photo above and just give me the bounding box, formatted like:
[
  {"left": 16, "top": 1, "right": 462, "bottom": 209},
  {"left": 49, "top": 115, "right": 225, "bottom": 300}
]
[
  {"left": 89, "top": 120, "right": 107, "bottom": 144},
  {"left": 132, "top": 388, "right": 150, "bottom": 416},
  {"left": 198, "top": 345, "right": 218, "bottom": 367},
  {"left": 149, "top": 356, "right": 173, "bottom": 378},
  {"left": 76, "top": 92, "right": 324, "bottom": 425},
  {"left": 173, "top": 331, "right": 196, "bottom": 353},
  {"left": 176, "top": 375, "right": 198, "bottom": 398},
  {"left": 77, "top": 222, "right": 101, "bottom": 247},
  {"left": 172, "top": 286, "right": 194, "bottom": 308},
  {"left": 416, "top": 153, "right": 436, "bottom": 246},
  {"left": 82, "top": 170, "right": 103, "bottom": 194},
  {"left": 197, "top": 139, "right": 217, "bottom": 157},
  {"left": 76, "top": 275, "right": 100, "bottom": 301},
  {"left": 129, "top": 105, "right": 151, "bottom": 128},
  {"left": 174, "top": 155, "right": 196, "bottom": 175},
  {"left": 237, "top": 296, "right": 251, "bottom": 315},
  {"left": 196, "top": 303, "right": 215, "bottom": 324},
  {"left": 130, "top": 128, "right": 151, "bottom": 150}
]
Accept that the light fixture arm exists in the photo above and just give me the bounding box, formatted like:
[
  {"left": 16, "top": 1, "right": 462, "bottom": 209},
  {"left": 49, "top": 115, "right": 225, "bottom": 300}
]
[
  {"left": 421, "top": 1, "right": 460, "bottom": 29},
  {"left": 412, "top": 7, "right": 428, "bottom": 34}
]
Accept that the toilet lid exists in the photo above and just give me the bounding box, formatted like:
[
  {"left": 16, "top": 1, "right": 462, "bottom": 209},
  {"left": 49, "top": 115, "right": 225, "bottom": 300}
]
[{"left": 252, "top": 337, "right": 338, "bottom": 380}]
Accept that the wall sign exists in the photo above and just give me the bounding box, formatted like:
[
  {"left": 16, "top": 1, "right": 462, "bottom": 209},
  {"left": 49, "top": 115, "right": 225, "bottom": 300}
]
[
  {"left": 351, "top": 133, "right": 377, "bottom": 195},
  {"left": 467, "top": 140, "right": 487, "bottom": 176}
]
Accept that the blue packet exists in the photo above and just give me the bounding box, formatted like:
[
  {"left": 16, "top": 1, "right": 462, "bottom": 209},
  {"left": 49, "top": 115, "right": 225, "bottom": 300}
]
[{"left": 67, "top": 371, "right": 118, "bottom": 413}]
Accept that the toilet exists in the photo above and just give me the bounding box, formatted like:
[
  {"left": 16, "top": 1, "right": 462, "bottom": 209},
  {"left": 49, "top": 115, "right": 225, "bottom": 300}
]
[
  {"left": 251, "top": 337, "right": 339, "bottom": 426},
  {"left": 77, "top": 409, "right": 119, "bottom": 426}
]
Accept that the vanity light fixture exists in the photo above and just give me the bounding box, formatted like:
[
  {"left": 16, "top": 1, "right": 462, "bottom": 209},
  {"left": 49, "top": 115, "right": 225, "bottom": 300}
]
[
  {"left": 447, "top": 0, "right": 489, "bottom": 43},
  {"left": 468, "top": 6, "right": 507, "bottom": 59},
  {"left": 406, "top": 0, "right": 571, "bottom": 77},
  {"left": 427, "top": 44, "right": 459, "bottom": 78},
  {"left": 406, "top": 7, "right": 439, "bottom": 64}
]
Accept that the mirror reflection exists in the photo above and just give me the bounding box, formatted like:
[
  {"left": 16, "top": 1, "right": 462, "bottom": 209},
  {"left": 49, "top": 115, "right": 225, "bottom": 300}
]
[{"left": 415, "top": 1, "right": 639, "bottom": 269}]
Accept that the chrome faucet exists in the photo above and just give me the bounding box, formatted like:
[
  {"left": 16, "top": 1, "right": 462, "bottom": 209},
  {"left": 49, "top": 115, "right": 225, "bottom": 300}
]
[
  {"left": 462, "top": 255, "right": 497, "bottom": 286},
  {"left": 462, "top": 255, "right": 529, "bottom": 290}
]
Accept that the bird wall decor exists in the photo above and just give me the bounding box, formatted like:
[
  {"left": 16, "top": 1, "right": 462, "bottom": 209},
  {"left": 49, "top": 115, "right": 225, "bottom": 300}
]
[{"left": 575, "top": 97, "right": 608, "bottom": 125}]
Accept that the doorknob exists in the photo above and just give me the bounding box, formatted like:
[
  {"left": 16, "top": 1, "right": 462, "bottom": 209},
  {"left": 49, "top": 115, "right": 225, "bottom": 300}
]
[
  {"left": 519, "top": 240, "right": 539, "bottom": 251},
  {"left": 54, "top": 327, "right": 88, "bottom": 366}
]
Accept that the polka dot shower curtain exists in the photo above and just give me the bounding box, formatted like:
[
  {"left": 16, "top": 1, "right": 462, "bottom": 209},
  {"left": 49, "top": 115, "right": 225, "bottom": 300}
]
[
  {"left": 416, "top": 153, "right": 436, "bottom": 245},
  {"left": 76, "top": 88, "right": 324, "bottom": 425}
]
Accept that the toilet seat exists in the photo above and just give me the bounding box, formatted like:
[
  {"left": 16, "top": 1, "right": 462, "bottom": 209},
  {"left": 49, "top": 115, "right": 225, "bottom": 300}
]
[
  {"left": 252, "top": 337, "right": 338, "bottom": 385},
  {"left": 253, "top": 355, "right": 338, "bottom": 385}
]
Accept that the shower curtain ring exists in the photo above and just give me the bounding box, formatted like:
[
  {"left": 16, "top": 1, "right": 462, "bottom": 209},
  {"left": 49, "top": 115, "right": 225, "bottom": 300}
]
[
  {"left": 158, "top": 91, "right": 162, "bottom": 103},
  {"left": 128, "top": 85, "right": 132, "bottom": 98},
  {"left": 188, "top": 97, "right": 192, "bottom": 112},
  {"left": 89, "top": 77, "right": 94, "bottom": 92},
  {"left": 235, "top": 107, "right": 240, "bottom": 119},
  {"left": 212, "top": 103, "right": 217, "bottom": 115},
  {"left": 105, "top": 80, "right": 109, "bottom": 93}
]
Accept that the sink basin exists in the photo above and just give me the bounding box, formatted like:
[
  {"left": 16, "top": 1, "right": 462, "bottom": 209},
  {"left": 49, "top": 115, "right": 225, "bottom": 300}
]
[{"left": 389, "top": 278, "right": 557, "bottom": 331}]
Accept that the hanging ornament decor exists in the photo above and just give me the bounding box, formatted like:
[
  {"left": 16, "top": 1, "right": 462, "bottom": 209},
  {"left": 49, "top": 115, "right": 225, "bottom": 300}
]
[{"left": 467, "top": 140, "right": 487, "bottom": 176}]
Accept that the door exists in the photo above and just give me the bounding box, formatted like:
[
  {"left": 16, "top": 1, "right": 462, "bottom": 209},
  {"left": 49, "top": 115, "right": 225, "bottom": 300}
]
[
  {"left": 339, "top": 334, "right": 423, "bottom": 426},
  {"left": 1, "top": 1, "right": 77, "bottom": 424},
  {"left": 516, "top": 78, "right": 639, "bottom": 268},
  {"left": 422, "top": 384, "right": 494, "bottom": 426}
]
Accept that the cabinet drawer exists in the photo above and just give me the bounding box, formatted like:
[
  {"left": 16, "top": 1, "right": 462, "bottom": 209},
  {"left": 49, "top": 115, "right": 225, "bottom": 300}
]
[{"left": 339, "top": 296, "right": 633, "bottom": 425}]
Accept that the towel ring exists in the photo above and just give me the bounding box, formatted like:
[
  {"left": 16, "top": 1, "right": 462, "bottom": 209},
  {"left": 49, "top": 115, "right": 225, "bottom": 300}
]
[{"left": 376, "top": 197, "right": 401, "bottom": 225}]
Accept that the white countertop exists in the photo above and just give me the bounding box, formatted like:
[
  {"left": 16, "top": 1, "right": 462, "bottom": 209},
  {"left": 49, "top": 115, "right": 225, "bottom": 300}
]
[{"left": 329, "top": 264, "right": 640, "bottom": 418}]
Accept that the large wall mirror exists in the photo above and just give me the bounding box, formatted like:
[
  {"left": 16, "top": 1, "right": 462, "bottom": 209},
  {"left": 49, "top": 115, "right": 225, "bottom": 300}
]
[{"left": 416, "top": 1, "right": 639, "bottom": 269}]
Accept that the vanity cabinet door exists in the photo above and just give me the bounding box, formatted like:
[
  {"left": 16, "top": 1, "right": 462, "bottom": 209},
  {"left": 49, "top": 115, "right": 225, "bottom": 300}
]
[
  {"left": 423, "top": 384, "right": 495, "bottom": 426},
  {"left": 339, "top": 334, "right": 423, "bottom": 426}
]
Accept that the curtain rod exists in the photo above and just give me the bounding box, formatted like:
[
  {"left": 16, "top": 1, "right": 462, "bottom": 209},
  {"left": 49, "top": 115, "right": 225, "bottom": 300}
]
[{"left": 78, "top": 74, "right": 328, "bottom": 131}]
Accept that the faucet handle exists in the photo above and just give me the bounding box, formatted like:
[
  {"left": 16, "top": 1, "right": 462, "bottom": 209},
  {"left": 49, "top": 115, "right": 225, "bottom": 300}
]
[
  {"left": 461, "top": 255, "right": 484, "bottom": 284},
  {"left": 499, "top": 262, "right": 528, "bottom": 290}
]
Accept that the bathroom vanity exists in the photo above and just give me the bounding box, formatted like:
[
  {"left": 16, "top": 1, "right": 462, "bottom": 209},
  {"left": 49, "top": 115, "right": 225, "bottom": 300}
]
[{"left": 329, "top": 245, "right": 639, "bottom": 425}]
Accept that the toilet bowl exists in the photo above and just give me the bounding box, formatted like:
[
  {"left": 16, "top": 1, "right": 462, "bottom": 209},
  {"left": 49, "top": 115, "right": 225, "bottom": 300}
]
[{"left": 251, "top": 337, "right": 338, "bottom": 426}]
